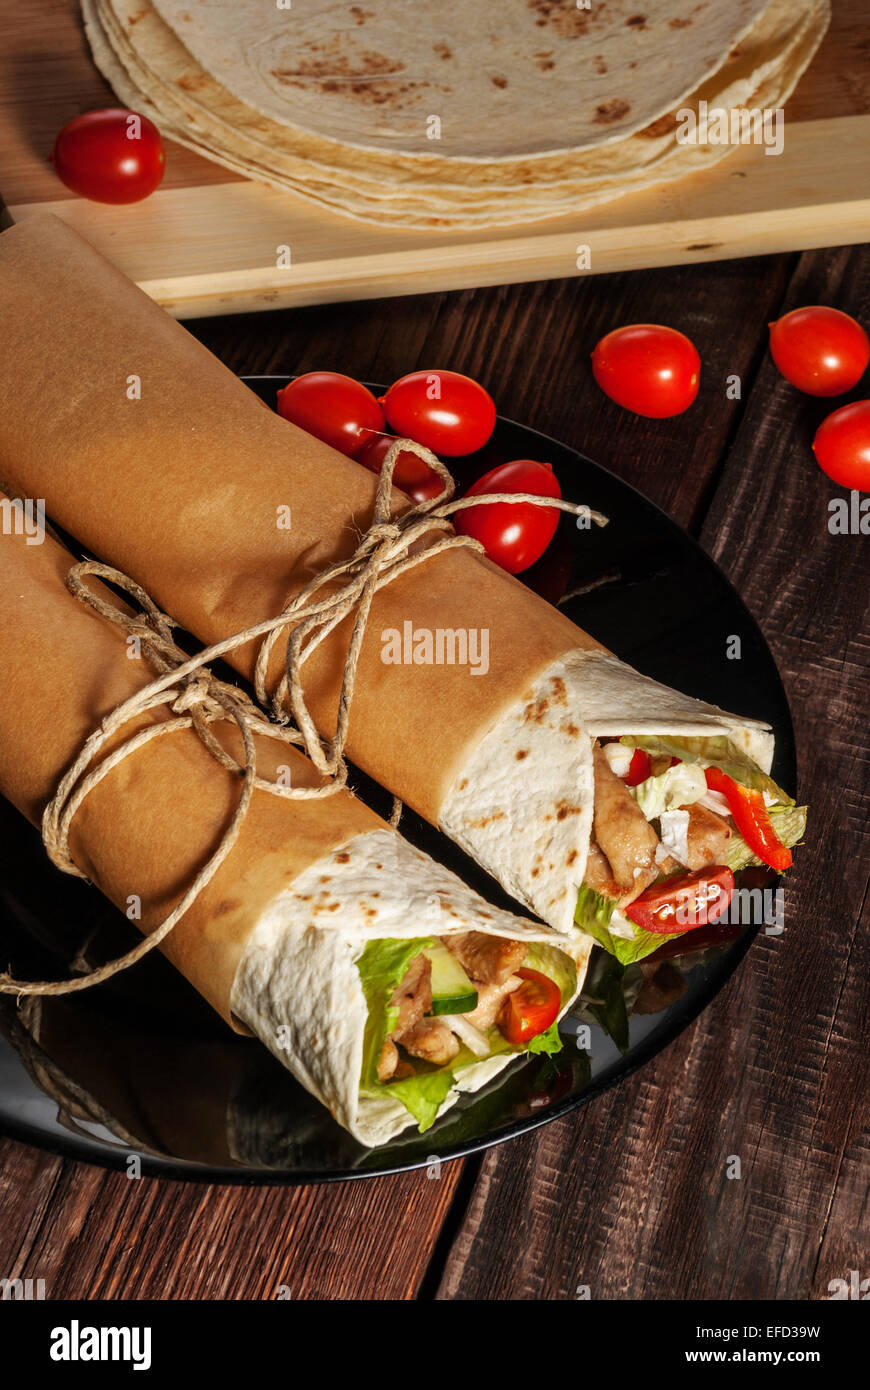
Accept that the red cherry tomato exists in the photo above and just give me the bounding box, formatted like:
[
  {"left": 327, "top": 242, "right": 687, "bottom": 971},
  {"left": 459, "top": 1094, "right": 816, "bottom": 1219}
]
[
  {"left": 276, "top": 372, "right": 384, "bottom": 458},
  {"left": 812, "top": 399, "right": 870, "bottom": 491},
  {"left": 355, "top": 432, "right": 443, "bottom": 503},
  {"left": 381, "top": 370, "right": 496, "bottom": 456},
  {"left": 591, "top": 324, "right": 701, "bottom": 418},
  {"left": 454, "top": 459, "right": 561, "bottom": 575},
  {"left": 769, "top": 306, "right": 869, "bottom": 397},
  {"left": 499, "top": 969, "right": 561, "bottom": 1045},
  {"left": 51, "top": 109, "right": 165, "bottom": 204},
  {"left": 625, "top": 867, "right": 735, "bottom": 935}
]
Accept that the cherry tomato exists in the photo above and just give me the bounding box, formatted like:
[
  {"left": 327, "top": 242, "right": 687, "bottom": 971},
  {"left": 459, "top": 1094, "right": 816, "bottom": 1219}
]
[
  {"left": 454, "top": 459, "right": 561, "bottom": 575},
  {"left": 769, "top": 306, "right": 869, "bottom": 397},
  {"left": 591, "top": 324, "right": 701, "bottom": 418},
  {"left": 381, "top": 370, "right": 496, "bottom": 456},
  {"left": 51, "top": 109, "right": 165, "bottom": 204},
  {"left": 812, "top": 399, "right": 870, "bottom": 491},
  {"left": 625, "top": 866, "right": 735, "bottom": 935},
  {"left": 276, "top": 372, "right": 384, "bottom": 458},
  {"left": 498, "top": 969, "right": 561, "bottom": 1045},
  {"left": 355, "top": 431, "right": 443, "bottom": 503}
]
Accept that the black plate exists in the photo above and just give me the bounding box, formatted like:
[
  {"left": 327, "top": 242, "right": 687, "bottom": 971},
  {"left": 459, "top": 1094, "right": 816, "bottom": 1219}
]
[{"left": 0, "top": 377, "right": 796, "bottom": 1183}]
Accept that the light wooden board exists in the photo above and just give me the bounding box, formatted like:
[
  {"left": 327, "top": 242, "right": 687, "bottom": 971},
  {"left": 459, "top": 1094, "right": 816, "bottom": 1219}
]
[{"left": 1, "top": 0, "right": 869, "bottom": 317}]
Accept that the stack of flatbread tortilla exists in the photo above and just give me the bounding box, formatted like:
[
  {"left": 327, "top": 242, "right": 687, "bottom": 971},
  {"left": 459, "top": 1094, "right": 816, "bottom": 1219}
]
[{"left": 81, "top": 0, "right": 829, "bottom": 226}]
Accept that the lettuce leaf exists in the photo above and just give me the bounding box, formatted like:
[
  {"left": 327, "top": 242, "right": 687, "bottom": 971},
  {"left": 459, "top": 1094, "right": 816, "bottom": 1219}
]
[
  {"left": 631, "top": 761, "right": 707, "bottom": 820},
  {"left": 527, "top": 1021, "right": 563, "bottom": 1057},
  {"left": 725, "top": 802, "right": 807, "bottom": 871},
  {"left": 574, "top": 882, "right": 682, "bottom": 965},
  {"left": 620, "top": 734, "right": 794, "bottom": 806},
  {"left": 522, "top": 942, "right": 578, "bottom": 1011},
  {"left": 382, "top": 1068, "right": 456, "bottom": 1132}
]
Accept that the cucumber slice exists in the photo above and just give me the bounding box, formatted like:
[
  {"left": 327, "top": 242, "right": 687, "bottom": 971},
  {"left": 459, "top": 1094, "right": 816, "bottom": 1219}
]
[{"left": 424, "top": 943, "right": 478, "bottom": 1016}]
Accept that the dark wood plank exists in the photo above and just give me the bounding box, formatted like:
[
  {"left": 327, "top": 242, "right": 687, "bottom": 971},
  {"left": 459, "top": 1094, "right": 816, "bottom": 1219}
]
[
  {"left": 435, "top": 242, "right": 870, "bottom": 1300},
  {"left": 0, "top": 1133, "right": 464, "bottom": 1299}
]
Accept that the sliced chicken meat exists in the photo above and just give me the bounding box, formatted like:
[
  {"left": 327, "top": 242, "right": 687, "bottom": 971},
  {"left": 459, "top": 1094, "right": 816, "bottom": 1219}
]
[
  {"left": 399, "top": 1017, "right": 461, "bottom": 1066},
  {"left": 390, "top": 952, "right": 432, "bottom": 1035},
  {"left": 445, "top": 931, "right": 526, "bottom": 986},
  {"left": 591, "top": 742, "right": 660, "bottom": 890},
  {"left": 684, "top": 802, "right": 732, "bottom": 871},
  {"left": 465, "top": 975, "right": 523, "bottom": 1031}
]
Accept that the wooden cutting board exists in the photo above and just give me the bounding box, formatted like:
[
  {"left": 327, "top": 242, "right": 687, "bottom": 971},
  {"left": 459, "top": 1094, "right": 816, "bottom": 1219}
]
[{"left": 1, "top": 0, "right": 868, "bottom": 318}]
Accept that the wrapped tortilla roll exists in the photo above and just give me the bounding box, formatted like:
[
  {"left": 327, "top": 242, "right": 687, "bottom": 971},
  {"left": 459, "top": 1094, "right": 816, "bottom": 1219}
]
[
  {"left": 0, "top": 518, "right": 588, "bottom": 1145},
  {"left": 0, "top": 218, "right": 783, "bottom": 944}
]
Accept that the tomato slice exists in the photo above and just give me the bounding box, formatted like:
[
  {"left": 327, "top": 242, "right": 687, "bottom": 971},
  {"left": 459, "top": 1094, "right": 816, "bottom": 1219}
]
[
  {"left": 625, "top": 867, "right": 735, "bottom": 935},
  {"left": 498, "top": 968, "right": 561, "bottom": 1045}
]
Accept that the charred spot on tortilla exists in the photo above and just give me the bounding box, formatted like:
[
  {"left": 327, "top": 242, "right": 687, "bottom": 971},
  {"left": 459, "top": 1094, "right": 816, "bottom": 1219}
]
[
  {"left": 176, "top": 72, "right": 211, "bottom": 93},
  {"left": 594, "top": 55, "right": 608, "bottom": 74},
  {"left": 492, "top": 75, "right": 509, "bottom": 88},
  {"left": 527, "top": 0, "right": 593, "bottom": 38},
  {"left": 335, "top": 851, "right": 351, "bottom": 863},
  {"left": 349, "top": 5, "right": 374, "bottom": 22},
  {"left": 594, "top": 98, "right": 632, "bottom": 125},
  {"left": 669, "top": 15, "right": 693, "bottom": 27},
  {"left": 213, "top": 899, "right": 239, "bottom": 918},
  {"left": 127, "top": 7, "right": 148, "bottom": 23},
  {"left": 534, "top": 50, "right": 556, "bottom": 71},
  {"left": 556, "top": 802, "right": 582, "bottom": 820},
  {"left": 516, "top": 749, "right": 529, "bottom": 760},
  {"left": 566, "top": 849, "right": 578, "bottom": 866},
  {"left": 433, "top": 41, "right": 453, "bottom": 60},
  {"left": 638, "top": 110, "right": 679, "bottom": 138},
  {"left": 626, "top": 15, "right": 648, "bottom": 28},
  {"left": 523, "top": 695, "right": 550, "bottom": 722}
]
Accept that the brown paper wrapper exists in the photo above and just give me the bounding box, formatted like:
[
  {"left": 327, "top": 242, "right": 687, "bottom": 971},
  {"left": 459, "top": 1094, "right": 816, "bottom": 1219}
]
[
  {"left": 0, "top": 217, "right": 602, "bottom": 825},
  {"left": 0, "top": 517, "right": 382, "bottom": 1025}
]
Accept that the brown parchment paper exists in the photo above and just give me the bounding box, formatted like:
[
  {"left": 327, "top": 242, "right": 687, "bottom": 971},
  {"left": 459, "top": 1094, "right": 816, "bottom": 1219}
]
[
  {"left": 0, "top": 217, "right": 601, "bottom": 825},
  {"left": 0, "top": 515, "right": 383, "bottom": 1025}
]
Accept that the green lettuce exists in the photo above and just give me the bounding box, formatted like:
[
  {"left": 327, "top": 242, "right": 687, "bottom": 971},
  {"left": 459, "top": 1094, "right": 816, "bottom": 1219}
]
[
  {"left": 522, "top": 942, "right": 578, "bottom": 1011},
  {"left": 619, "top": 734, "right": 794, "bottom": 806},
  {"left": 631, "top": 761, "right": 707, "bottom": 820},
  {"left": 526, "top": 1021, "right": 563, "bottom": 1057},
  {"left": 574, "top": 882, "right": 682, "bottom": 965},
  {"left": 725, "top": 802, "right": 807, "bottom": 871}
]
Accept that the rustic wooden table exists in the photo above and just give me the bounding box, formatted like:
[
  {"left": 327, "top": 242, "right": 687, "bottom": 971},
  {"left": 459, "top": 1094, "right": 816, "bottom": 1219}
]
[{"left": 0, "top": 245, "right": 867, "bottom": 1301}]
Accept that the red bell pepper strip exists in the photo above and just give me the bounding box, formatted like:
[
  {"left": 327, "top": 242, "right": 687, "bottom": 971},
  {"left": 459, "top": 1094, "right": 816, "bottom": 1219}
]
[
  {"left": 623, "top": 748, "right": 652, "bottom": 786},
  {"left": 704, "top": 767, "right": 793, "bottom": 871}
]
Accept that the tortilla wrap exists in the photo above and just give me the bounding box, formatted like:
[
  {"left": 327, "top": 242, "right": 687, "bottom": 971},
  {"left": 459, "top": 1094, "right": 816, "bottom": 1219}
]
[
  {"left": 82, "top": 0, "right": 829, "bottom": 227},
  {"left": 0, "top": 218, "right": 772, "bottom": 941},
  {"left": 147, "top": 0, "right": 771, "bottom": 159},
  {"left": 0, "top": 514, "right": 586, "bottom": 1146}
]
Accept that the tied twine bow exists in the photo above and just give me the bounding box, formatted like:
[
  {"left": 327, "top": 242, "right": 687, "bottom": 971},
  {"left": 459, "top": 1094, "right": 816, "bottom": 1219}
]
[{"left": 0, "top": 438, "right": 607, "bottom": 998}]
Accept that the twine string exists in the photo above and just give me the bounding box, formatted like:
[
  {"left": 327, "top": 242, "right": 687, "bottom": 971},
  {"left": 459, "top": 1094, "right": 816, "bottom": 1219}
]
[{"left": 1, "top": 438, "right": 606, "bottom": 998}]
